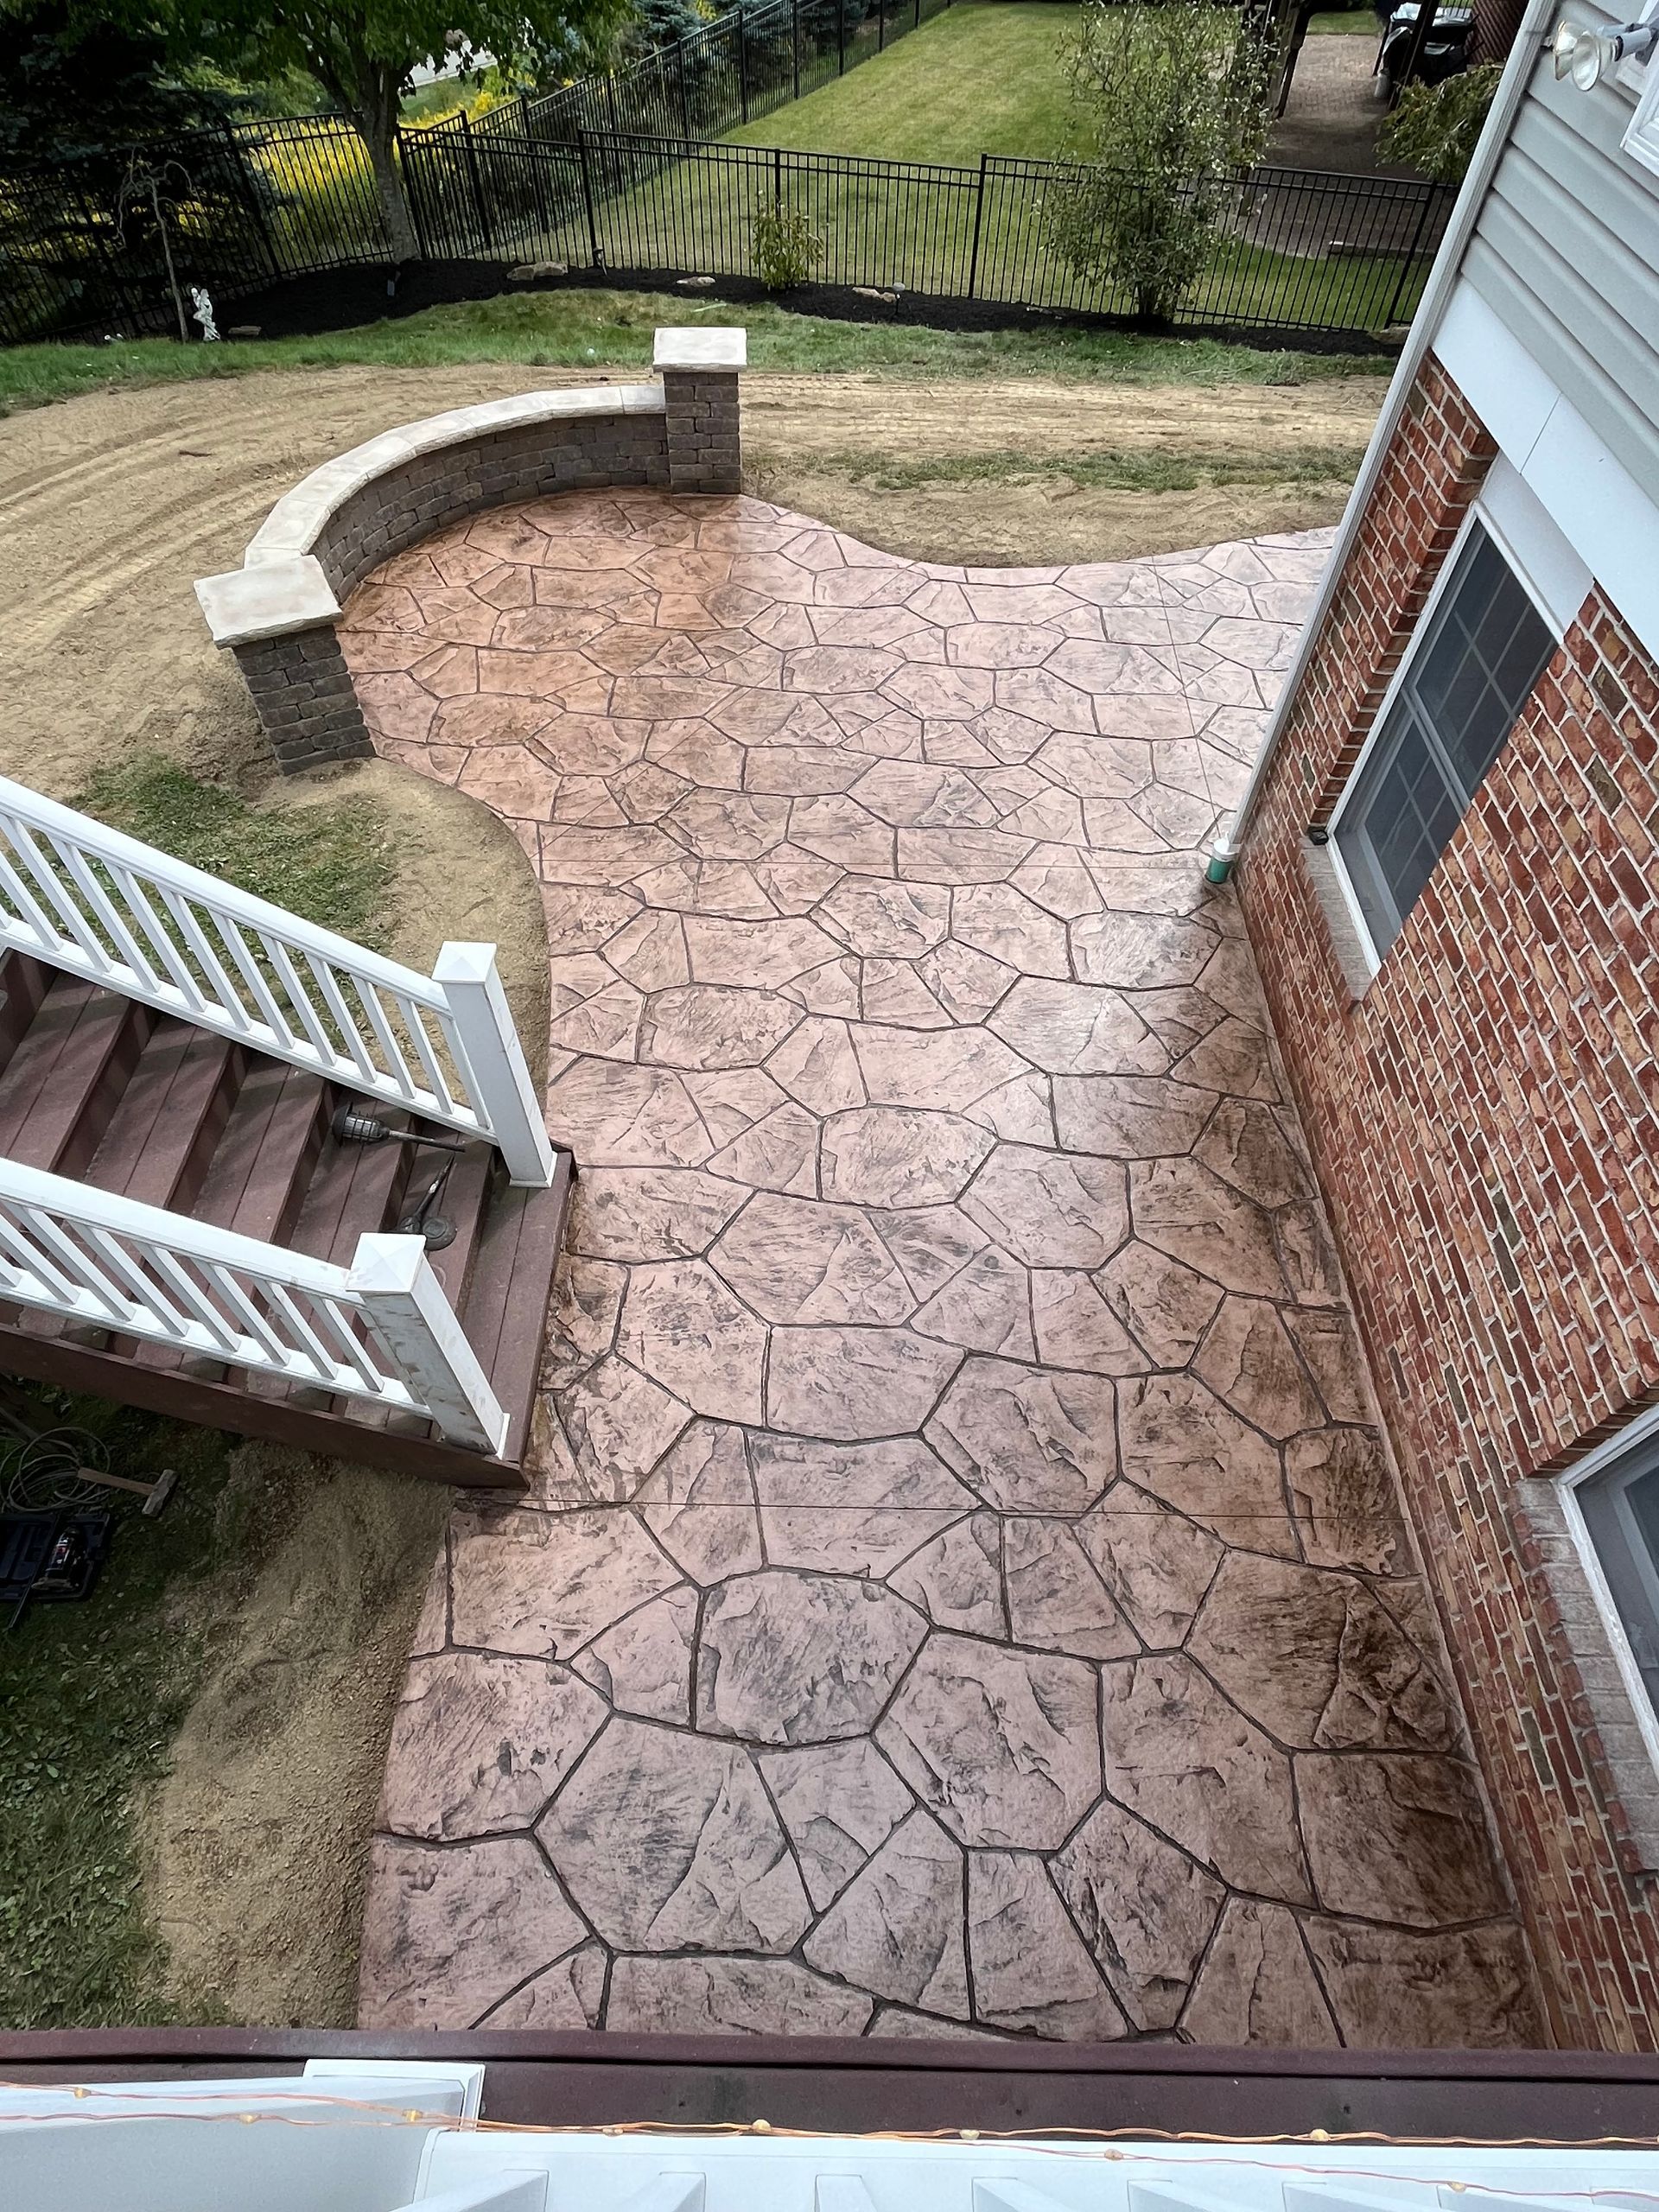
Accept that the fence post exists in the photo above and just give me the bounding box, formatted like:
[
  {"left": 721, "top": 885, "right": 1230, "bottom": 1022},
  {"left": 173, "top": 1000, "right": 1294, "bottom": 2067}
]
[
  {"left": 524, "top": 109, "right": 552, "bottom": 238},
  {"left": 1382, "top": 179, "right": 1440, "bottom": 327},
  {"left": 432, "top": 942, "right": 556, "bottom": 1186},
  {"left": 347, "top": 1234, "right": 510, "bottom": 1455},
  {"left": 398, "top": 129, "right": 434, "bottom": 260},
  {"left": 838, "top": 0, "right": 847, "bottom": 73},
  {"left": 966, "top": 151, "right": 988, "bottom": 300},
  {"left": 222, "top": 118, "right": 282, "bottom": 282},
  {"left": 576, "top": 126, "right": 605, "bottom": 271},
  {"left": 914, "top": 0, "right": 920, "bottom": 28},
  {"left": 457, "top": 111, "right": 494, "bottom": 249},
  {"left": 677, "top": 35, "right": 693, "bottom": 136},
  {"left": 792, "top": 0, "right": 802, "bottom": 99},
  {"left": 739, "top": 7, "right": 751, "bottom": 120},
  {"left": 579, "top": 126, "right": 614, "bottom": 273},
  {"left": 878, "top": 0, "right": 886, "bottom": 53}
]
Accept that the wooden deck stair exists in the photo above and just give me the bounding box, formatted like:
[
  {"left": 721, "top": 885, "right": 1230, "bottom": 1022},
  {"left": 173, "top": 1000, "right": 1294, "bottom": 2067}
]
[{"left": 0, "top": 950, "right": 569, "bottom": 1487}]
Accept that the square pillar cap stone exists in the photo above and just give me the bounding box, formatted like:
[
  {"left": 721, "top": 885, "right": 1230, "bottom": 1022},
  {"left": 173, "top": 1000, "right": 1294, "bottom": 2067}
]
[
  {"left": 653, "top": 327, "right": 747, "bottom": 372},
  {"left": 196, "top": 555, "right": 341, "bottom": 648}
]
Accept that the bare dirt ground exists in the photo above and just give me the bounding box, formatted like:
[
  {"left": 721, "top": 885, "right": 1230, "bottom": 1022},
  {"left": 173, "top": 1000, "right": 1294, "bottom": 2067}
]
[
  {"left": 0, "top": 359, "right": 1380, "bottom": 2024},
  {"left": 143, "top": 1444, "right": 448, "bottom": 2025},
  {"left": 0, "top": 368, "right": 1382, "bottom": 798}
]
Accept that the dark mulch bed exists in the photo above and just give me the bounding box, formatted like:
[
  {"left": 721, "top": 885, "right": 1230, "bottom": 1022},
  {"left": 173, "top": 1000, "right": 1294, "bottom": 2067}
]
[{"left": 210, "top": 257, "right": 1400, "bottom": 357}]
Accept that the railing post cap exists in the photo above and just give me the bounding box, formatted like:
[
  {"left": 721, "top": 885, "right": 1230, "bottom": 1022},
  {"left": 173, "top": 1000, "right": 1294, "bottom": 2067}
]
[
  {"left": 194, "top": 556, "right": 341, "bottom": 649},
  {"left": 347, "top": 1231, "right": 433, "bottom": 1294},
  {"left": 653, "top": 327, "right": 747, "bottom": 372},
  {"left": 432, "top": 941, "right": 503, "bottom": 986}
]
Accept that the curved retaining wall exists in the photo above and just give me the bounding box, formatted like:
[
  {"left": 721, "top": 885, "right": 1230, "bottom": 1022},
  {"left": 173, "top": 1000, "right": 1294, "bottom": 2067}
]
[{"left": 195, "top": 329, "right": 744, "bottom": 774}]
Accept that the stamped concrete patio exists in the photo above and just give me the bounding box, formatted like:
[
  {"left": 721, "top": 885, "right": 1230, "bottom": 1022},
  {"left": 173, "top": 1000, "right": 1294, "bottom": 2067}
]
[{"left": 346, "top": 490, "right": 1537, "bottom": 2046}]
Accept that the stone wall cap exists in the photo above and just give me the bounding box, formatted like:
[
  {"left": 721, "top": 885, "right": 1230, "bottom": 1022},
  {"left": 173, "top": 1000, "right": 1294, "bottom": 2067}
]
[
  {"left": 195, "top": 556, "right": 341, "bottom": 647},
  {"left": 653, "top": 327, "right": 747, "bottom": 372},
  {"left": 242, "top": 383, "right": 666, "bottom": 565}
]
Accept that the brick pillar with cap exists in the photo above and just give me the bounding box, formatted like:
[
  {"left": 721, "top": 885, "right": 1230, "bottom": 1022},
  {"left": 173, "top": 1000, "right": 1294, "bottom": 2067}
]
[
  {"left": 654, "top": 327, "right": 746, "bottom": 495},
  {"left": 194, "top": 559, "right": 373, "bottom": 775}
]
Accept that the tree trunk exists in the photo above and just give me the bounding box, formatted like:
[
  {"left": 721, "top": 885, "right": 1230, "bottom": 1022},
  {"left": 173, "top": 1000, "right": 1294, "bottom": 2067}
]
[{"left": 355, "top": 67, "right": 421, "bottom": 262}]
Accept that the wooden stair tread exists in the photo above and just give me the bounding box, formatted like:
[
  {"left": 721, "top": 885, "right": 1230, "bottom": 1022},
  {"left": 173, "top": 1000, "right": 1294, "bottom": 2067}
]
[
  {"left": 190, "top": 1061, "right": 327, "bottom": 1245},
  {"left": 82, "top": 1020, "right": 239, "bottom": 1212},
  {"left": 0, "top": 950, "right": 50, "bottom": 1069},
  {"left": 0, "top": 976, "right": 151, "bottom": 1174},
  {"left": 456, "top": 1152, "right": 572, "bottom": 1463},
  {"left": 0, "top": 956, "right": 569, "bottom": 1482}
]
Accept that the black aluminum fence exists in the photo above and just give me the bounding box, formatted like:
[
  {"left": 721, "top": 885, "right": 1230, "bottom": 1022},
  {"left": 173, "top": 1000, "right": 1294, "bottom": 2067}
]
[
  {"left": 468, "top": 137, "right": 1450, "bottom": 333},
  {"left": 0, "top": 0, "right": 1451, "bottom": 347}
]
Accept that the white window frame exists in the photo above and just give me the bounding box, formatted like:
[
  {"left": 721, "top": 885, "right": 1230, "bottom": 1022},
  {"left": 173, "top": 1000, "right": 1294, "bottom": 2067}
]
[
  {"left": 1322, "top": 459, "right": 1590, "bottom": 980},
  {"left": 1557, "top": 1401, "right": 1659, "bottom": 1789},
  {"left": 1618, "top": 0, "right": 1659, "bottom": 173}
]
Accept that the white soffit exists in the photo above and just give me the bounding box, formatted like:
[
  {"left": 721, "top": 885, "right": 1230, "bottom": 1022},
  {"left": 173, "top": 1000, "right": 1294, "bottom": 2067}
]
[{"left": 1432, "top": 277, "right": 1659, "bottom": 663}]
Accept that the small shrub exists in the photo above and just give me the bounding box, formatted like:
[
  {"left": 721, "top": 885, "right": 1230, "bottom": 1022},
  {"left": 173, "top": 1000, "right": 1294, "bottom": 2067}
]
[
  {"left": 751, "top": 196, "right": 825, "bottom": 291},
  {"left": 1378, "top": 64, "right": 1501, "bottom": 183},
  {"left": 1047, "top": 0, "right": 1274, "bottom": 323}
]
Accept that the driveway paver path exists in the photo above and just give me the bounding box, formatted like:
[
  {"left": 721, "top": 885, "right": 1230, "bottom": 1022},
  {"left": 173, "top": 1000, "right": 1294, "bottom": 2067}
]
[{"left": 346, "top": 491, "right": 1537, "bottom": 2047}]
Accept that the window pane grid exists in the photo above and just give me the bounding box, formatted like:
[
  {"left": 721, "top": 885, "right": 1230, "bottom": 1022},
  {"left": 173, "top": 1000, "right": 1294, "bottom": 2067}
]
[{"left": 1334, "top": 522, "right": 1554, "bottom": 958}]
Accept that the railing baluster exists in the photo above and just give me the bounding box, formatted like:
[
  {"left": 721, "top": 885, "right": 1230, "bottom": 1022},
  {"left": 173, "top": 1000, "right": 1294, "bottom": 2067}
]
[
  {"left": 138, "top": 1246, "right": 243, "bottom": 1353},
  {"left": 0, "top": 1210, "right": 93, "bottom": 1311},
  {"left": 0, "top": 838, "right": 63, "bottom": 950},
  {"left": 156, "top": 889, "right": 264, "bottom": 1037},
  {"left": 264, "top": 1280, "right": 359, "bottom": 1386},
  {"left": 52, "top": 840, "right": 166, "bottom": 995},
  {"left": 5, "top": 821, "right": 115, "bottom": 968},
  {"left": 11, "top": 1206, "right": 129, "bottom": 1320},
  {"left": 202, "top": 1262, "right": 293, "bottom": 1365},
  {"left": 0, "top": 1158, "right": 505, "bottom": 1450},
  {"left": 302, "top": 952, "right": 384, "bottom": 1087},
  {"left": 107, "top": 865, "right": 214, "bottom": 1017},
  {"left": 83, "top": 1227, "right": 194, "bottom": 1339}
]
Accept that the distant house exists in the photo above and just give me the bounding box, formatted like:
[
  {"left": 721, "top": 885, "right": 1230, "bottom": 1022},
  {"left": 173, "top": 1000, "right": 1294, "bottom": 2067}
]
[{"left": 1228, "top": 0, "right": 1659, "bottom": 2044}]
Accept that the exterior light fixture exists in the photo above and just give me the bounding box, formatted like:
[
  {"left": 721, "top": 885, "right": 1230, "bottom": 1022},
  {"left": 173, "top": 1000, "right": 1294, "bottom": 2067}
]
[{"left": 1551, "top": 13, "right": 1659, "bottom": 87}]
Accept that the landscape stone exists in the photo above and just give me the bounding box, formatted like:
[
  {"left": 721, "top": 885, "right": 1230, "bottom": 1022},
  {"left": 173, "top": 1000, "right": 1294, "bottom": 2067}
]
[
  {"left": 1100, "top": 1654, "right": 1312, "bottom": 1900},
  {"left": 760, "top": 1738, "right": 917, "bottom": 1907},
  {"left": 967, "top": 1852, "right": 1128, "bottom": 2037},
  {"left": 696, "top": 1569, "right": 927, "bottom": 1743},
  {"left": 880, "top": 1633, "right": 1101, "bottom": 1847},
  {"left": 536, "top": 1719, "right": 811, "bottom": 1950},
  {"left": 802, "top": 1809, "right": 970, "bottom": 2017},
  {"left": 1053, "top": 1798, "right": 1224, "bottom": 2030}
]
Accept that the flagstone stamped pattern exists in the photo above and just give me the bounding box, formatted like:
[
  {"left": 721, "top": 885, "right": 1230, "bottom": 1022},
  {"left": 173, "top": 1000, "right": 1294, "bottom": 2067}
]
[{"left": 350, "top": 492, "right": 1537, "bottom": 2048}]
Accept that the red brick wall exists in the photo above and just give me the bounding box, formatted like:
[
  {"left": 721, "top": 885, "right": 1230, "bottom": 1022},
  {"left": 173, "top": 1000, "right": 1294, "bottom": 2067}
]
[{"left": 1237, "top": 355, "right": 1659, "bottom": 2048}]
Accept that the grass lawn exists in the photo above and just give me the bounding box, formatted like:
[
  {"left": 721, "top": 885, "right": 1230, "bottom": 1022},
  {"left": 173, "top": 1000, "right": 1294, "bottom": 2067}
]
[
  {"left": 0, "top": 1395, "right": 239, "bottom": 2026},
  {"left": 0, "top": 761, "right": 406, "bottom": 2026},
  {"left": 0, "top": 287, "right": 1392, "bottom": 418},
  {"left": 726, "top": 2, "right": 1082, "bottom": 161}
]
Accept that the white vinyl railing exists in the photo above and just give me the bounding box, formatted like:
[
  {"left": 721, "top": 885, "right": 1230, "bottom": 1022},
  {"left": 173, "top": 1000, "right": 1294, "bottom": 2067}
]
[
  {"left": 0, "top": 776, "right": 552, "bottom": 1185},
  {"left": 0, "top": 1160, "right": 508, "bottom": 1454},
  {"left": 6, "top": 2065, "right": 1659, "bottom": 2212}
]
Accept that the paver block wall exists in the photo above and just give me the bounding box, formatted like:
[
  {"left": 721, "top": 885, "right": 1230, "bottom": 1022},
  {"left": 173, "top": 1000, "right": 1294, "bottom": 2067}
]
[
  {"left": 1236, "top": 353, "right": 1659, "bottom": 2048},
  {"left": 207, "top": 359, "right": 747, "bottom": 774},
  {"left": 659, "top": 366, "right": 741, "bottom": 495},
  {"left": 232, "top": 626, "right": 375, "bottom": 776},
  {"left": 313, "top": 410, "right": 672, "bottom": 602}
]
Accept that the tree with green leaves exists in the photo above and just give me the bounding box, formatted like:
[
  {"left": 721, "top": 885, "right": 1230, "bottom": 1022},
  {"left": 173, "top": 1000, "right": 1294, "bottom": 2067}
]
[
  {"left": 1378, "top": 62, "right": 1500, "bottom": 183},
  {"left": 71, "top": 0, "right": 625, "bottom": 261},
  {"left": 0, "top": 0, "right": 226, "bottom": 165},
  {"left": 1046, "top": 0, "right": 1274, "bottom": 323}
]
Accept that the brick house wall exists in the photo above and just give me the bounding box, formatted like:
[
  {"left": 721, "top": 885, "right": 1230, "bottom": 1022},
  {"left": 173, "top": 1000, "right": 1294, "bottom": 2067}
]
[{"left": 1236, "top": 354, "right": 1659, "bottom": 2047}]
